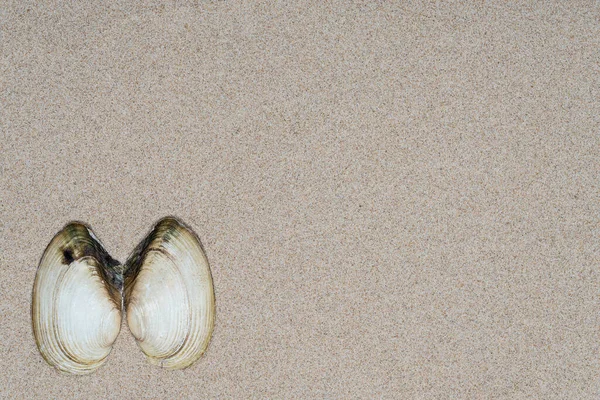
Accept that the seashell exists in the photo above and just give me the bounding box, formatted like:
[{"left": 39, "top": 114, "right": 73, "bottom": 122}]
[
  {"left": 31, "top": 222, "right": 123, "bottom": 374},
  {"left": 31, "top": 217, "right": 215, "bottom": 373},
  {"left": 123, "top": 217, "right": 215, "bottom": 369}
]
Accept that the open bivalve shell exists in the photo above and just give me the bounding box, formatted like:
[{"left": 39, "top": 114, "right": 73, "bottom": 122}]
[{"left": 31, "top": 217, "right": 215, "bottom": 374}]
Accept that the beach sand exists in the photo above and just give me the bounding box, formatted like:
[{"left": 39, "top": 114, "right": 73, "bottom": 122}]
[{"left": 1, "top": 2, "right": 599, "bottom": 398}]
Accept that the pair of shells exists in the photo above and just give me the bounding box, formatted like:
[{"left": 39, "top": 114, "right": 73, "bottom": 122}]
[{"left": 31, "top": 217, "right": 215, "bottom": 374}]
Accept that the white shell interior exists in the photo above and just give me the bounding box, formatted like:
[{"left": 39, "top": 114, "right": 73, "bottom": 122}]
[
  {"left": 32, "top": 233, "right": 122, "bottom": 374},
  {"left": 32, "top": 218, "right": 215, "bottom": 373},
  {"left": 126, "top": 222, "right": 215, "bottom": 369}
]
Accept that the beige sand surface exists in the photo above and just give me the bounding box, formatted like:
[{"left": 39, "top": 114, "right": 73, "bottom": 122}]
[{"left": 1, "top": 1, "right": 599, "bottom": 398}]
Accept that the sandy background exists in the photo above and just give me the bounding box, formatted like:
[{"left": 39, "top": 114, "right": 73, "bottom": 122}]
[{"left": 1, "top": 1, "right": 599, "bottom": 398}]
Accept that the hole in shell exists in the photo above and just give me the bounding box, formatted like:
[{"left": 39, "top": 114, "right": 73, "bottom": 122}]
[{"left": 62, "top": 248, "right": 74, "bottom": 265}]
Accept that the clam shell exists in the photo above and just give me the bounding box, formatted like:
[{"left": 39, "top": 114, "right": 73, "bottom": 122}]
[
  {"left": 31, "top": 223, "right": 123, "bottom": 374},
  {"left": 124, "top": 217, "right": 215, "bottom": 369}
]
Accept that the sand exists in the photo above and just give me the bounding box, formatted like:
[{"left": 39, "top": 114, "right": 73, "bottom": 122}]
[{"left": 1, "top": 1, "right": 599, "bottom": 398}]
